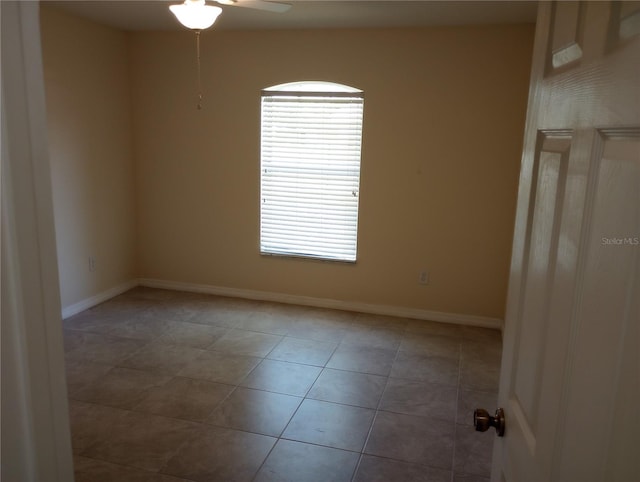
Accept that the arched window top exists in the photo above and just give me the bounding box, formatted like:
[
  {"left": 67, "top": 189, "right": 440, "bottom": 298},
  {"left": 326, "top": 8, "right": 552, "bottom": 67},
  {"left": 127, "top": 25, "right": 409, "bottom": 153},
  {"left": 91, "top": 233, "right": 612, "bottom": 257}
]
[
  {"left": 263, "top": 81, "right": 363, "bottom": 97},
  {"left": 260, "top": 80, "right": 364, "bottom": 262}
]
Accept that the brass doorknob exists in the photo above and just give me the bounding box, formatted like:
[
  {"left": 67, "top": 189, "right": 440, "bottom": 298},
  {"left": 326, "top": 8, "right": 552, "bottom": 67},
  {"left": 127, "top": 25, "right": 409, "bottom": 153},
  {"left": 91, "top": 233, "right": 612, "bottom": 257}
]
[{"left": 474, "top": 408, "right": 505, "bottom": 437}]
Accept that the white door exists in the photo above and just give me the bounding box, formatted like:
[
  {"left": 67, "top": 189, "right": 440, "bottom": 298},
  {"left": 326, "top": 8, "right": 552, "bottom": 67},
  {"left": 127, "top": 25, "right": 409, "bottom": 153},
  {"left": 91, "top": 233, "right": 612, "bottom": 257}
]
[{"left": 491, "top": 2, "right": 640, "bottom": 481}]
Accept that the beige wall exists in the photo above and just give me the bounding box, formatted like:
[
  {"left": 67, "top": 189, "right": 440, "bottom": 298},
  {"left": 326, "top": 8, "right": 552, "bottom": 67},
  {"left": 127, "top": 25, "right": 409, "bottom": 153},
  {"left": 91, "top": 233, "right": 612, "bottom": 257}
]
[
  {"left": 130, "top": 25, "right": 534, "bottom": 320},
  {"left": 39, "top": 6, "right": 533, "bottom": 321},
  {"left": 41, "top": 7, "right": 137, "bottom": 310}
]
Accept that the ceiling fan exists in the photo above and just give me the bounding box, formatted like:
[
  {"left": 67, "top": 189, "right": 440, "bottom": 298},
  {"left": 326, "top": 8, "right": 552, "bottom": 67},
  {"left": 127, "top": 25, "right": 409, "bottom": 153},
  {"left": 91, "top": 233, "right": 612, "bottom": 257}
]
[
  {"left": 215, "top": 0, "right": 292, "bottom": 13},
  {"left": 169, "top": 0, "right": 291, "bottom": 109},
  {"left": 170, "top": 0, "right": 291, "bottom": 30}
]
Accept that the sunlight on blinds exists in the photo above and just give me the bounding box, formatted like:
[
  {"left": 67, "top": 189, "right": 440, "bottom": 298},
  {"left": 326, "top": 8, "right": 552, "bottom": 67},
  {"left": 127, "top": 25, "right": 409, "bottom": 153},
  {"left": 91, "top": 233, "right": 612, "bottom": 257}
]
[{"left": 260, "top": 83, "right": 364, "bottom": 262}]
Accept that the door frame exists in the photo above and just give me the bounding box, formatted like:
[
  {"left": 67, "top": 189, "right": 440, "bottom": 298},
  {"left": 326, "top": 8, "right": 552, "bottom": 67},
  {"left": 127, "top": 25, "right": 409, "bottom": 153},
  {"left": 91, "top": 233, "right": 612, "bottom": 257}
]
[{"left": 1, "top": 1, "right": 74, "bottom": 480}]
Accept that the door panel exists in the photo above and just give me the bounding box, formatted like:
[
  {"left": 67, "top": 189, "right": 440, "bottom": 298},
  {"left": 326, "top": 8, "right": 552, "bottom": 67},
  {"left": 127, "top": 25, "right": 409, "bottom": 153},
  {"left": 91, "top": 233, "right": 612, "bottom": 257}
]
[
  {"left": 512, "top": 134, "right": 570, "bottom": 428},
  {"left": 556, "top": 132, "right": 639, "bottom": 481},
  {"left": 550, "top": 2, "right": 585, "bottom": 68},
  {"left": 494, "top": 2, "right": 639, "bottom": 481},
  {"left": 616, "top": 1, "right": 640, "bottom": 42}
]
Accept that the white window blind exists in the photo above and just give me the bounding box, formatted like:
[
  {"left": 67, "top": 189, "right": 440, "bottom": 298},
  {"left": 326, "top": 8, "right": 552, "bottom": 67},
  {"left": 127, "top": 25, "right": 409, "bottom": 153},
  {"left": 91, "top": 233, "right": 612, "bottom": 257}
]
[{"left": 260, "top": 82, "right": 364, "bottom": 262}]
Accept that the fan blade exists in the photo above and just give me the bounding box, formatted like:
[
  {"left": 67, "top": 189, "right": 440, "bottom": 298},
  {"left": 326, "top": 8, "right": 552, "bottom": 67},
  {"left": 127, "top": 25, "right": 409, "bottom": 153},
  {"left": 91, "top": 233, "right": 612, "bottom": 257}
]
[{"left": 217, "top": 0, "right": 291, "bottom": 13}]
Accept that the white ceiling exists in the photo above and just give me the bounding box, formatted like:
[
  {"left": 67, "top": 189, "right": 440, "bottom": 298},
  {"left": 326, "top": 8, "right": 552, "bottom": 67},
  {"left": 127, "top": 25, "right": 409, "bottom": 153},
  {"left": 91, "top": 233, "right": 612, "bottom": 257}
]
[{"left": 47, "top": 0, "right": 538, "bottom": 32}]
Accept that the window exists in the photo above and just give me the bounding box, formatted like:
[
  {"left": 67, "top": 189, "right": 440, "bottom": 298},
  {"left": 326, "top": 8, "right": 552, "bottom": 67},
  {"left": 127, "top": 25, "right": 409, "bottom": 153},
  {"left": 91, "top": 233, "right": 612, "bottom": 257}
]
[{"left": 260, "top": 81, "right": 364, "bottom": 262}]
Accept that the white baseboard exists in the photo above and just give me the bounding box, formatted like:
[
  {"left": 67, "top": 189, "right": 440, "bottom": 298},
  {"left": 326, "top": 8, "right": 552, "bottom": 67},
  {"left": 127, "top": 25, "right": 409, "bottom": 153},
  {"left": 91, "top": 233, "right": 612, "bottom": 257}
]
[
  {"left": 61, "top": 279, "right": 139, "bottom": 319},
  {"left": 139, "top": 278, "right": 503, "bottom": 330},
  {"left": 62, "top": 277, "right": 504, "bottom": 330}
]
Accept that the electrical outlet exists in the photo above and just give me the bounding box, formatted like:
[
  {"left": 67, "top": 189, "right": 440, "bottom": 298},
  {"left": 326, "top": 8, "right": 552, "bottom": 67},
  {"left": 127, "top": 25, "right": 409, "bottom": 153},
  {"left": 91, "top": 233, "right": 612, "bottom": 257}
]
[
  {"left": 89, "top": 256, "right": 96, "bottom": 272},
  {"left": 418, "top": 270, "right": 429, "bottom": 285}
]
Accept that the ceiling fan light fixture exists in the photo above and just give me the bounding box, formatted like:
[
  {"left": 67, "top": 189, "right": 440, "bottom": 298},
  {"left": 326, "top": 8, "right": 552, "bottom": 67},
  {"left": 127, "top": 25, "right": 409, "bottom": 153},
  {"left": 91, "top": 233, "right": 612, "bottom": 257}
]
[{"left": 170, "top": 0, "right": 222, "bottom": 30}]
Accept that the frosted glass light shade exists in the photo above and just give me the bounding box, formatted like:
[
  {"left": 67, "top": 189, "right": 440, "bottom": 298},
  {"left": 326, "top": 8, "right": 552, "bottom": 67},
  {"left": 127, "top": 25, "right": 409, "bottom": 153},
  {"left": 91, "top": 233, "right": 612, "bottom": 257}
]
[{"left": 170, "top": 0, "right": 222, "bottom": 30}]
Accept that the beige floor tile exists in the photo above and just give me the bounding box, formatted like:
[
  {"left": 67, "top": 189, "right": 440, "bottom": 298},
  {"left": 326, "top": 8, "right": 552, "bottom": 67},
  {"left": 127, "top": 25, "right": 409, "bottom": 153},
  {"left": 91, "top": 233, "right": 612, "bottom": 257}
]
[
  {"left": 71, "top": 367, "right": 172, "bottom": 409},
  {"left": 267, "top": 336, "right": 337, "bottom": 366},
  {"left": 178, "top": 350, "right": 261, "bottom": 384},
  {"left": 289, "top": 307, "right": 356, "bottom": 343},
  {"left": 121, "top": 287, "right": 181, "bottom": 302},
  {"left": 64, "top": 288, "right": 504, "bottom": 482},
  {"left": 234, "top": 310, "right": 294, "bottom": 335},
  {"left": 155, "top": 322, "right": 227, "bottom": 349},
  {"left": 144, "top": 301, "right": 203, "bottom": 323},
  {"left": 206, "top": 387, "right": 301, "bottom": 436},
  {"left": 390, "top": 351, "right": 460, "bottom": 386},
  {"left": 252, "top": 302, "right": 309, "bottom": 322},
  {"left": 64, "top": 329, "right": 93, "bottom": 352},
  {"left": 89, "top": 295, "right": 155, "bottom": 314},
  {"left": 65, "top": 332, "right": 147, "bottom": 365},
  {"left": 240, "top": 359, "right": 321, "bottom": 396},
  {"left": 454, "top": 424, "right": 495, "bottom": 477},
  {"left": 365, "top": 411, "right": 455, "bottom": 469},
  {"left": 73, "top": 456, "right": 191, "bottom": 482},
  {"left": 103, "top": 313, "right": 180, "bottom": 341},
  {"left": 461, "top": 340, "right": 502, "bottom": 365},
  {"left": 399, "top": 333, "right": 461, "bottom": 358},
  {"left": 189, "top": 298, "right": 261, "bottom": 328},
  {"left": 161, "top": 425, "right": 276, "bottom": 482},
  {"left": 459, "top": 340, "right": 501, "bottom": 392},
  {"left": 65, "top": 359, "right": 113, "bottom": 396},
  {"left": 285, "top": 318, "right": 348, "bottom": 343},
  {"left": 327, "top": 344, "right": 396, "bottom": 376},
  {"left": 255, "top": 440, "right": 359, "bottom": 482},
  {"left": 210, "top": 296, "right": 263, "bottom": 311},
  {"left": 458, "top": 325, "right": 502, "bottom": 343},
  {"left": 189, "top": 308, "right": 242, "bottom": 328},
  {"left": 68, "top": 400, "right": 128, "bottom": 454},
  {"left": 119, "top": 343, "right": 205, "bottom": 375},
  {"left": 307, "top": 368, "right": 387, "bottom": 409},
  {"left": 352, "top": 313, "right": 409, "bottom": 330},
  {"left": 353, "top": 455, "right": 451, "bottom": 482},
  {"left": 341, "top": 324, "right": 404, "bottom": 350},
  {"left": 282, "top": 399, "right": 375, "bottom": 452},
  {"left": 134, "top": 376, "right": 234, "bottom": 421},
  {"left": 459, "top": 362, "right": 500, "bottom": 392},
  {"left": 81, "top": 411, "right": 200, "bottom": 472},
  {"left": 405, "top": 319, "right": 462, "bottom": 338},
  {"left": 207, "top": 329, "right": 282, "bottom": 357},
  {"left": 380, "top": 378, "right": 457, "bottom": 421},
  {"left": 302, "top": 306, "right": 356, "bottom": 325},
  {"left": 63, "top": 311, "right": 130, "bottom": 335}
]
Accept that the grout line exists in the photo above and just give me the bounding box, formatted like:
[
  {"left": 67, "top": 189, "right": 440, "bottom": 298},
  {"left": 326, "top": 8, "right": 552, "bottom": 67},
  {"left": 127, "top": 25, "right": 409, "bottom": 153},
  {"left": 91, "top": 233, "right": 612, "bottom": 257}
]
[
  {"left": 75, "top": 454, "right": 198, "bottom": 481},
  {"left": 250, "top": 440, "right": 278, "bottom": 482},
  {"left": 350, "top": 453, "right": 365, "bottom": 482},
  {"left": 249, "top": 360, "right": 327, "bottom": 481},
  {"left": 71, "top": 287, "right": 502, "bottom": 481},
  {"left": 451, "top": 342, "right": 464, "bottom": 482},
  {"left": 351, "top": 336, "right": 403, "bottom": 481}
]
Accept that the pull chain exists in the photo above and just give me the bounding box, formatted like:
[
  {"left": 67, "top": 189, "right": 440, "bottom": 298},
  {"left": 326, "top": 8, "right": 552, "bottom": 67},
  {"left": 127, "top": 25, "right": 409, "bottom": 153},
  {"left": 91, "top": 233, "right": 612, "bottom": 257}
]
[{"left": 195, "top": 29, "right": 203, "bottom": 110}]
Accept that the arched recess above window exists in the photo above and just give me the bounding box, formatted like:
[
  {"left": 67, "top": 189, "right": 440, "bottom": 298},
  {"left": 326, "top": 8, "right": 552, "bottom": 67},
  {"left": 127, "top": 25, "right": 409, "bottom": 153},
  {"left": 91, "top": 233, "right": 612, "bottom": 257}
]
[
  {"left": 264, "top": 81, "right": 363, "bottom": 95},
  {"left": 260, "top": 81, "right": 365, "bottom": 262}
]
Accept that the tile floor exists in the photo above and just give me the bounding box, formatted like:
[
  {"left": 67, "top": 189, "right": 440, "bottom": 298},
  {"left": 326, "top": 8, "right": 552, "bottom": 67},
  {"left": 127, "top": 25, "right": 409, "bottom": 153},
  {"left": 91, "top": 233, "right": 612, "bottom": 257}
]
[{"left": 63, "top": 287, "right": 502, "bottom": 482}]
